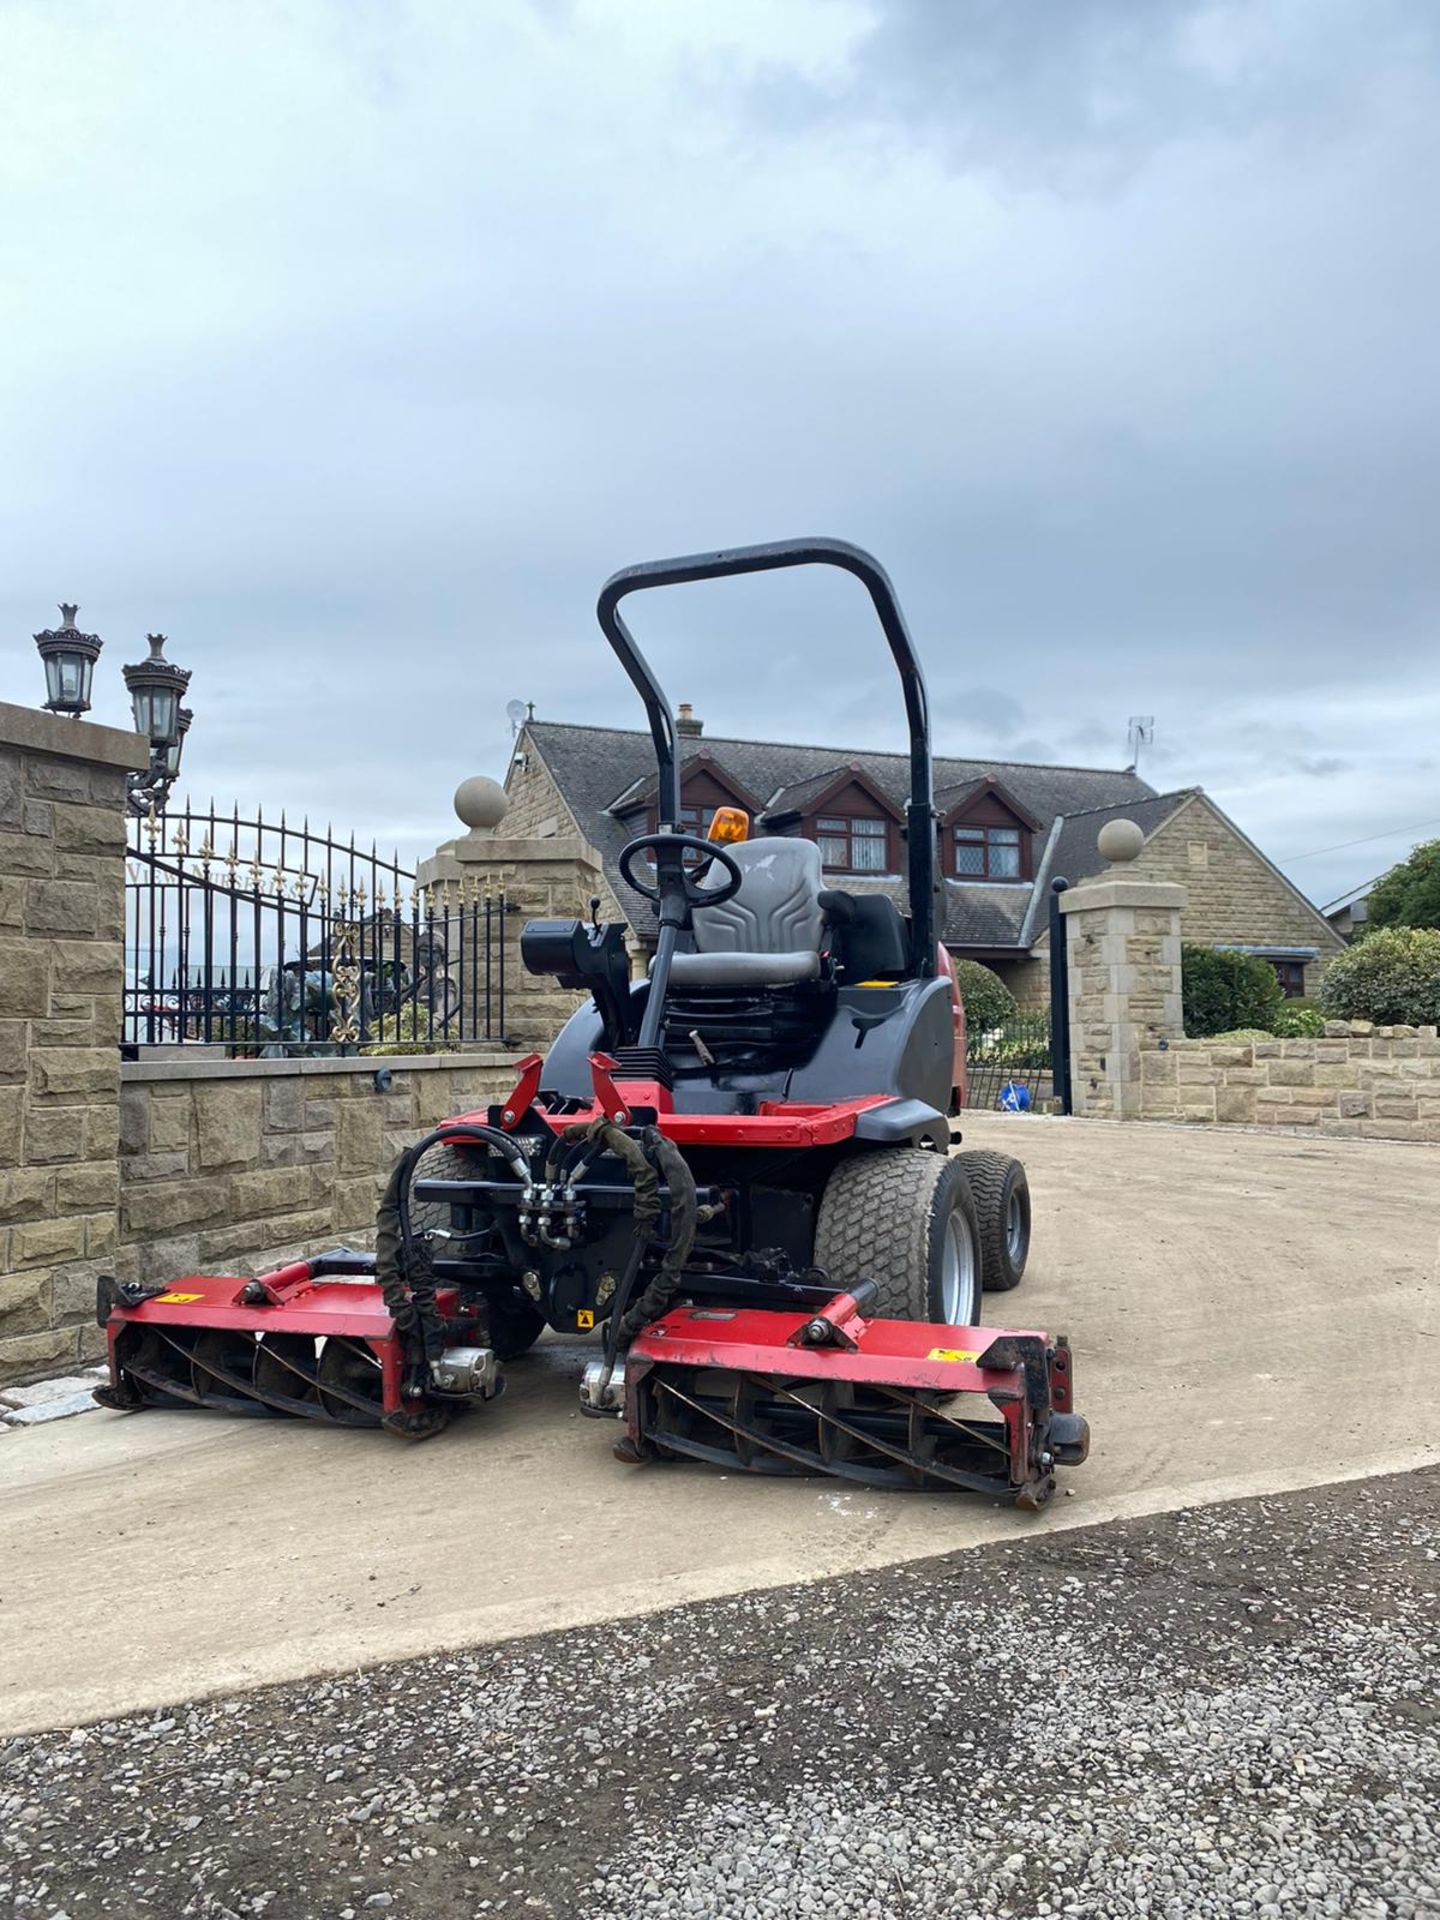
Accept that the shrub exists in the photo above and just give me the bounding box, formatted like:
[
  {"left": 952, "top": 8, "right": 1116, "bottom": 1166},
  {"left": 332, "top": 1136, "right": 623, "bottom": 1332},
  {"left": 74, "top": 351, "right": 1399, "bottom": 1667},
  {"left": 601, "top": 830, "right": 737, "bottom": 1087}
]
[
  {"left": 361, "top": 1002, "right": 438, "bottom": 1056},
  {"left": 1319, "top": 927, "right": 1440, "bottom": 1026},
  {"left": 1182, "top": 945, "right": 1284, "bottom": 1038},
  {"left": 1272, "top": 997, "right": 1326, "bottom": 1038},
  {"left": 950, "top": 958, "right": 1016, "bottom": 1035},
  {"left": 1365, "top": 837, "right": 1440, "bottom": 931}
]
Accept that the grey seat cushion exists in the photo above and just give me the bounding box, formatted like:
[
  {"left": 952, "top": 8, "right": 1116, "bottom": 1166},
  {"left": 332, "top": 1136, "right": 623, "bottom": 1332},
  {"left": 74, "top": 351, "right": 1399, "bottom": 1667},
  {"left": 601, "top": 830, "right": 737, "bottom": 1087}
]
[
  {"left": 664, "top": 838, "right": 827, "bottom": 990},
  {"left": 668, "top": 948, "right": 822, "bottom": 987}
]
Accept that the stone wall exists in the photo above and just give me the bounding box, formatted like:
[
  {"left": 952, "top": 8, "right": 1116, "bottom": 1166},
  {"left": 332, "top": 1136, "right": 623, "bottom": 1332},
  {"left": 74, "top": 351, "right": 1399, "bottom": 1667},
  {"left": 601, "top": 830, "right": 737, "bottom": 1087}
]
[
  {"left": 118, "top": 1051, "right": 517, "bottom": 1286},
  {"left": 0, "top": 702, "right": 147, "bottom": 1384},
  {"left": 503, "top": 731, "right": 630, "bottom": 927},
  {"left": 1136, "top": 1022, "right": 1440, "bottom": 1141}
]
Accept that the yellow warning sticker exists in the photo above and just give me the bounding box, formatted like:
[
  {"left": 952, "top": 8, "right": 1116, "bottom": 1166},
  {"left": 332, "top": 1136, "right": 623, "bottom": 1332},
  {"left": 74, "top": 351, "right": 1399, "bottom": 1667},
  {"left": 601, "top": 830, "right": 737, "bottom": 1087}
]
[
  {"left": 927, "top": 1346, "right": 981, "bottom": 1364},
  {"left": 577, "top": 1309, "right": 595, "bottom": 1330},
  {"left": 156, "top": 1292, "right": 203, "bottom": 1304}
]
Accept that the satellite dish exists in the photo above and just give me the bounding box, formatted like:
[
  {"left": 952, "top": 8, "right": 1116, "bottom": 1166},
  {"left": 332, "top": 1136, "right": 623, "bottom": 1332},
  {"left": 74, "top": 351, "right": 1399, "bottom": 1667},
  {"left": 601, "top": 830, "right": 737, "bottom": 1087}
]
[{"left": 506, "top": 699, "right": 527, "bottom": 735}]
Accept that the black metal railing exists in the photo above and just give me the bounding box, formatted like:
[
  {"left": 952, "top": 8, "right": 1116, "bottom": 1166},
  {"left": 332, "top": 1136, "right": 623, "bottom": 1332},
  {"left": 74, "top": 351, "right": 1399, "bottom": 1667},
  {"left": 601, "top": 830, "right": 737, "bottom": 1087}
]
[
  {"left": 965, "top": 1012, "right": 1053, "bottom": 1113},
  {"left": 123, "top": 805, "right": 514, "bottom": 1054}
]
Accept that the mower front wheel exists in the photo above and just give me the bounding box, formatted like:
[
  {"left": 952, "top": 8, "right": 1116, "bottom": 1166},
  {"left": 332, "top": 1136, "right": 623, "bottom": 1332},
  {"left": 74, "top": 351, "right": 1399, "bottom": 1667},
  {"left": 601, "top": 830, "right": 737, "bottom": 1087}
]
[
  {"left": 958, "top": 1149, "right": 1030, "bottom": 1292},
  {"left": 814, "top": 1149, "right": 981, "bottom": 1328}
]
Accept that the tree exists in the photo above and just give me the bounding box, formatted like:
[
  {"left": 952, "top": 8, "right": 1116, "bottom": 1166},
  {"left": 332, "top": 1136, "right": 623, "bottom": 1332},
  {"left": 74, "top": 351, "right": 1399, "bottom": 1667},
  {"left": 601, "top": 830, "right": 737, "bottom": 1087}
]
[{"left": 1365, "top": 838, "right": 1440, "bottom": 932}]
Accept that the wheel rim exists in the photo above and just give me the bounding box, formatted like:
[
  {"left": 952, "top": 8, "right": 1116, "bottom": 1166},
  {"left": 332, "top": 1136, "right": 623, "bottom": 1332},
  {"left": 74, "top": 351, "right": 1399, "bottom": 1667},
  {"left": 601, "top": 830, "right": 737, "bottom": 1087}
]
[
  {"left": 940, "top": 1208, "right": 978, "bottom": 1326},
  {"left": 1005, "top": 1189, "right": 1026, "bottom": 1263}
]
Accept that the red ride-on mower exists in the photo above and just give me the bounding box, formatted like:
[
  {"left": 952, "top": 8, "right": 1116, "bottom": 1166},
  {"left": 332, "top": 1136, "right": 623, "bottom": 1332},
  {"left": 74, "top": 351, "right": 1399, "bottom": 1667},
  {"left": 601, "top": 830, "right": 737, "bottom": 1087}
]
[{"left": 95, "top": 539, "right": 1087, "bottom": 1507}]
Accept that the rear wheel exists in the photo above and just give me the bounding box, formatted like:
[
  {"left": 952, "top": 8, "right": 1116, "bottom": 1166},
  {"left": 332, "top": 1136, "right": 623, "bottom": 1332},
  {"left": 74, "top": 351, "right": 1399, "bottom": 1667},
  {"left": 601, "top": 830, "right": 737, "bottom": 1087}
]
[
  {"left": 813, "top": 1148, "right": 981, "bottom": 1328},
  {"left": 405, "top": 1143, "right": 545, "bottom": 1360},
  {"left": 958, "top": 1150, "right": 1030, "bottom": 1292}
]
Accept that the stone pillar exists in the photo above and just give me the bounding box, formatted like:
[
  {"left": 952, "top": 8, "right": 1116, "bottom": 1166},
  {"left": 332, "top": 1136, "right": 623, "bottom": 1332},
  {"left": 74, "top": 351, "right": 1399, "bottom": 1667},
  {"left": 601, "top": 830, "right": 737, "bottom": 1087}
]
[
  {"left": 0, "top": 701, "right": 148, "bottom": 1382},
  {"left": 1059, "top": 820, "right": 1186, "bottom": 1120},
  {"left": 417, "top": 776, "right": 608, "bottom": 1050}
]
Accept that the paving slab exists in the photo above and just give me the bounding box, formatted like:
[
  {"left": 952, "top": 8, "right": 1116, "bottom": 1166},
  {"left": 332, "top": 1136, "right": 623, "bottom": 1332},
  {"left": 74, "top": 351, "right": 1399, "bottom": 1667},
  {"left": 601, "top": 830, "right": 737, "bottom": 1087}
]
[
  {"left": 1, "top": 1115, "right": 1436, "bottom": 1735},
  {"left": 2, "top": 1389, "right": 100, "bottom": 1428},
  {"left": 0, "top": 1369, "right": 105, "bottom": 1411}
]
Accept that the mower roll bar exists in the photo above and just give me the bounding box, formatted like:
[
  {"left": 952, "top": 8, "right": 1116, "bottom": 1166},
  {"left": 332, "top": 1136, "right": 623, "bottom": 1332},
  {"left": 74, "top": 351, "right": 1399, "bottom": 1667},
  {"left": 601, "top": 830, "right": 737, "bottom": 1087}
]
[{"left": 596, "top": 539, "right": 938, "bottom": 986}]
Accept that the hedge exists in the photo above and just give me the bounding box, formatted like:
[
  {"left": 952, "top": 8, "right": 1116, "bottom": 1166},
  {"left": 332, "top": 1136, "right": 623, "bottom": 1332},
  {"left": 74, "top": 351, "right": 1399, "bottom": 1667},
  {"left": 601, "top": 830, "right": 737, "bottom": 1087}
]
[
  {"left": 949, "top": 958, "right": 1016, "bottom": 1035},
  {"left": 1319, "top": 926, "right": 1440, "bottom": 1026},
  {"left": 1182, "top": 945, "right": 1285, "bottom": 1038}
]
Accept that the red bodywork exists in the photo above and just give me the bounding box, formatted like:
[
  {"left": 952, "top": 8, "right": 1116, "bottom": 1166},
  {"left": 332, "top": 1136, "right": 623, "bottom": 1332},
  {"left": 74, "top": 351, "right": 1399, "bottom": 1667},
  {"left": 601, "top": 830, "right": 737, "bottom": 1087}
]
[
  {"left": 100, "top": 1265, "right": 481, "bottom": 1419},
  {"left": 621, "top": 1296, "right": 1084, "bottom": 1503},
  {"left": 455, "top": 1052, "right": 912, "bottom": 1149}
]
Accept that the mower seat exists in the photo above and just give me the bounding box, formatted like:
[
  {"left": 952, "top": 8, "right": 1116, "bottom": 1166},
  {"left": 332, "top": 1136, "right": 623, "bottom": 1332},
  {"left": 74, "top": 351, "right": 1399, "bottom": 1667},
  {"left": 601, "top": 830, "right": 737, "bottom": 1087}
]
[{"left": 667, "top": 837, "right": 826, "bottom": 988}]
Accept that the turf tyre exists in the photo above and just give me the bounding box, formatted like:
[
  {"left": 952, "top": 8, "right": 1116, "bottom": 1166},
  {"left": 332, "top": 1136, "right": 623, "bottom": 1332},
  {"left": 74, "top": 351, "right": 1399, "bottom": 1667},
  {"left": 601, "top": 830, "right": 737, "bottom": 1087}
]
[
  {"left": 957, "top": 1149, "right": 1030, "bottom": 1292},
  {"left": 813, "top": 1148, "right": 982, "bottom": 1327}
]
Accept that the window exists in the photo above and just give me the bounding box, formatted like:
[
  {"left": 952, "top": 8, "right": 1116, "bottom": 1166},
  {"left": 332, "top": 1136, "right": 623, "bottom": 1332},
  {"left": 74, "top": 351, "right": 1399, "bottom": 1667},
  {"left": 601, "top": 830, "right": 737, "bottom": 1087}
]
[
  {"left": 1271, "top": 959, "right": 1306, "bottom": 998},
  {"left": 953, "top": 824, "right": 1022, "bottom": 879},
  {"left": 678, "top": 803, "right": 715, "bottom": 835},
  {"left": 817, "top": 815, "right": 887, "bottom": 872}
]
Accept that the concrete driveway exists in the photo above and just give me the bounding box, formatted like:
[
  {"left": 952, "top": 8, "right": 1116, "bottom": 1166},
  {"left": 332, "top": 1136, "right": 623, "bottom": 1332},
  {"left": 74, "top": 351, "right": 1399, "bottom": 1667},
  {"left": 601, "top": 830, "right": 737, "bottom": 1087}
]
[{"left": 3, "top": 1115, "right": 1436, "bottom": 1735}]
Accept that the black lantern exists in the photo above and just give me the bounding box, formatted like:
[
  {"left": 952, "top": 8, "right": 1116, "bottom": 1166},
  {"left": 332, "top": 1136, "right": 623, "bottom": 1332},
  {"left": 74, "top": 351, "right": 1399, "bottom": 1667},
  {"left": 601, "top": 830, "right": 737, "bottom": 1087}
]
[
  {"left": 163, "top": 705, "right": 193, "bottom": 782},
  {"left": 122, "top": 634, "right": 191, "bottom": 750},
  {"left": 34, "top": 605, "right": 103, "bottom": 717}
]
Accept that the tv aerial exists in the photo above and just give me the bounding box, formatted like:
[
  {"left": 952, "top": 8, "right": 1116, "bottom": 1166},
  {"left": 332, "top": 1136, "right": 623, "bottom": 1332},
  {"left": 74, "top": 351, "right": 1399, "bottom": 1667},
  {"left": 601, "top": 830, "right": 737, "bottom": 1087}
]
[{"left": 1126, "top": 715, "right": 1154, "bottom": 772}]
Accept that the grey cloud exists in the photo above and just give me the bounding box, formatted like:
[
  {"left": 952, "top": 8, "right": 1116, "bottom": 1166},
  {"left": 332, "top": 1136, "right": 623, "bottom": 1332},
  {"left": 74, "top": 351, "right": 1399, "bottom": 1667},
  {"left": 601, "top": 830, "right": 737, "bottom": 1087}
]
[
  {"left": 748, "top": 0, "right": 1440, "bottom": 188},
  {"left": 0, "top": 0, "right": 1436, "bottom": 918}
]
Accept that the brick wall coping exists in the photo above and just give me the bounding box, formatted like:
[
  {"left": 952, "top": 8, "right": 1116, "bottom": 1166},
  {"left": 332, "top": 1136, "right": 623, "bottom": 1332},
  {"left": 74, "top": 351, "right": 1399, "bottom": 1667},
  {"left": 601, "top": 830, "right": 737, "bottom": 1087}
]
[
  {"left": 0, "top": 698, "right": 150, "bottom": 771},
  {"left": 122, "top": 1049, "right": 518, "bottom": 1084}
]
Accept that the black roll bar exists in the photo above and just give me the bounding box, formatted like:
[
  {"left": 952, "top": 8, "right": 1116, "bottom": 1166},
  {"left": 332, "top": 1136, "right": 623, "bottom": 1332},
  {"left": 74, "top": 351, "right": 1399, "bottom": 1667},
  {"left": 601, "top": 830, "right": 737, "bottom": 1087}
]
[{"left": 595, "top": 538, "right": 937, "bottom": 977}]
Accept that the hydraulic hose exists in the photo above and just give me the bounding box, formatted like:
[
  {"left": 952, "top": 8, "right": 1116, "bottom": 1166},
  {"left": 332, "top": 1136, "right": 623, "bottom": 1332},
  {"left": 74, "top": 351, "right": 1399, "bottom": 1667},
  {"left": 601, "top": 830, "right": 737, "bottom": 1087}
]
[
  {"left": 617, "top": 1131, "right": 697, "bottom": 1340},
  {"left": 375, "top": 1122, "right": 531, "bottom": 1389}
]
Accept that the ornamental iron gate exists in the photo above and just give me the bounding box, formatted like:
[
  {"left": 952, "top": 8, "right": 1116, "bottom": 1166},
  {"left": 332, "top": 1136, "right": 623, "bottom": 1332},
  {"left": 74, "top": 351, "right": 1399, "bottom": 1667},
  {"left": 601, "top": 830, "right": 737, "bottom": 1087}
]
[{"left": 123, "top": 805, "right": 515, "bottom": 1054}]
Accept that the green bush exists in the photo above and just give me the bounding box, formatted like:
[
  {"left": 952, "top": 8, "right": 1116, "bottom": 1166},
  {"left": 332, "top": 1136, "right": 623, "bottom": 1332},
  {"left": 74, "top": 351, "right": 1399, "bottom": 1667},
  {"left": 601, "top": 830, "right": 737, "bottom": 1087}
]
[
  {"left": 361, "top": 1002, "right": 438, "bottom": 1056},
  {"left": 1272, "top": 997, "right": 1326, "bottom": 1037},
  {"left": 1366, "top": 837, "right": 1440, "bottom": 931},
  {"left": 950, "top": 958, "right": 1017, "bottom": 1035},
  {"left": 1182, "top": 945, "right": 1284, "bottom": 1038},
  {"left": 1319, "top": 927, "right": 1440, "bottom": 1025}
]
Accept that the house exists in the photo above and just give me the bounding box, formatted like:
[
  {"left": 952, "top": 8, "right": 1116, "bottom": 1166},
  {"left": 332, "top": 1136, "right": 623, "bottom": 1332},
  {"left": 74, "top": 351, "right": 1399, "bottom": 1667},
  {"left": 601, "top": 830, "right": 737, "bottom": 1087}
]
[
  {"left": 502, "top": 707, "right": 1345, "bottom": 1003},
  {"left": 1323, "top": 879, "right": 1375, "bottom": 943}
]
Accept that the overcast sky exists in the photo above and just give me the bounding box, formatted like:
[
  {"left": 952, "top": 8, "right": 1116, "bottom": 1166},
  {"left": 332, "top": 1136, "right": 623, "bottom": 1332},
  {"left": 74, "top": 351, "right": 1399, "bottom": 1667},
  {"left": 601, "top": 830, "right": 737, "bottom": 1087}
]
[{"left": 3, "top": 0, "right": 1437, "bottom": 908}]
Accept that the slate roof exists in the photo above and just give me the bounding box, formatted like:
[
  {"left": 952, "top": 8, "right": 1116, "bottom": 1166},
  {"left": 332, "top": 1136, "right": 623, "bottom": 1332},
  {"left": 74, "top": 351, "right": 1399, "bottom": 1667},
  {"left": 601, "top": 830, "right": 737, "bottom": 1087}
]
[
  {"left": 523, "top": 720, "right": 1161, "bottom": 953},
  {"left": 1038, "top": 791, "right": 1196, "bottom": 894}
]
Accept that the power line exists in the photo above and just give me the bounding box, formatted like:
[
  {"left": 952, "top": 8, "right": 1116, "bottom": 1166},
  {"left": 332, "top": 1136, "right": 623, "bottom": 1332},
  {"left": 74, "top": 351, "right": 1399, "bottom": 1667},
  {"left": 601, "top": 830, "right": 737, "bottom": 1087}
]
[{"left": 1282, "top": 815, "right": 1440, "bottom": 862}]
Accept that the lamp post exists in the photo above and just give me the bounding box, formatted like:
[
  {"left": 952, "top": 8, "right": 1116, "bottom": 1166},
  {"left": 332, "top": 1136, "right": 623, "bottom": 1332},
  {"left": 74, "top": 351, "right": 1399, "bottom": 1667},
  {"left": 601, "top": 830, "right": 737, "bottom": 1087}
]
[
  {"left": 122, "top": 634, "right": 193, "bottom": 816},
  {"left": 33, "top": 606, "right": 195, "bottom": 815},
  {"left": 34, "top": 605, "right": 103, "bottom": 717}
]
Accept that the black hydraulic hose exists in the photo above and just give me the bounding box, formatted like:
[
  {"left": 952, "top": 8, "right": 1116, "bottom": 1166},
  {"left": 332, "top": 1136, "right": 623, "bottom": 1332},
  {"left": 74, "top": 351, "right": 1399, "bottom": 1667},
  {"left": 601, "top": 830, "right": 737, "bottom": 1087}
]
[
  {"left": 376, "top": 1122, "right": 530, "bottom": 1388},
  {"left": 617, "top": 1132, "right": 698, "bottom": 1341}
]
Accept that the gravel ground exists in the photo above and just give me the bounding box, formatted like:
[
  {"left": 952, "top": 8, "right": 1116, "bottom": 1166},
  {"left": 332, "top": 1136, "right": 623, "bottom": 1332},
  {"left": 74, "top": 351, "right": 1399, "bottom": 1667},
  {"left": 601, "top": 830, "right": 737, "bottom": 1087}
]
[{"left": 3, "top": 1468, "right": 1436, "bottom": 1920}]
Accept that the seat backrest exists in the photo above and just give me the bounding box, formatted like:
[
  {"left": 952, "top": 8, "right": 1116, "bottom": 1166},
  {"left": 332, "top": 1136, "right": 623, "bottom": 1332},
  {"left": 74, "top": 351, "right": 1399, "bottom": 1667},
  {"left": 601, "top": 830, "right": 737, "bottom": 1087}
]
[{"left": 693, "top": 837, "right": 825, "bottom": 956}]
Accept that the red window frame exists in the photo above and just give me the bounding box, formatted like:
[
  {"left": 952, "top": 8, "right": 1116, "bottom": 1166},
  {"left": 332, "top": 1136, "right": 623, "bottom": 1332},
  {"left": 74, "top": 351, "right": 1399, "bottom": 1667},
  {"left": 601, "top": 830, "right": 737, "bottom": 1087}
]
[{"left": 952, "top": 823, "right": 1024, "bottom": 880}]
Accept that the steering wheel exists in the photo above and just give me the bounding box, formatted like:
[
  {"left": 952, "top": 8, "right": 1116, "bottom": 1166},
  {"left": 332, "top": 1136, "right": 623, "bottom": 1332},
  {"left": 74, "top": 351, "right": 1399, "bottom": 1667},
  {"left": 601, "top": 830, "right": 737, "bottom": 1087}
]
[{"left": 618, "top": 832, "right": 743, "bottom": 908}]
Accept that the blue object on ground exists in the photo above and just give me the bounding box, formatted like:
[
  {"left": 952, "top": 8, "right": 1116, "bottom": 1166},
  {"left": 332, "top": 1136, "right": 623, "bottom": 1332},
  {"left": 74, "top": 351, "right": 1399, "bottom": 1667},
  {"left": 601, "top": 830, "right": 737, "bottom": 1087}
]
[{"left": 999, "top": 1081, "right": 1032, "bottom": 1111}]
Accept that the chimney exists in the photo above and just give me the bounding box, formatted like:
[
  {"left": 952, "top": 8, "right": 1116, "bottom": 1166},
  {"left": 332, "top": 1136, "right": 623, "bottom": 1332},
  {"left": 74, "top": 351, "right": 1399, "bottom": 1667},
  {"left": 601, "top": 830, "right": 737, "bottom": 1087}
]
[{"left": 676, "top": 702, "right": 703, "bottom": 738}]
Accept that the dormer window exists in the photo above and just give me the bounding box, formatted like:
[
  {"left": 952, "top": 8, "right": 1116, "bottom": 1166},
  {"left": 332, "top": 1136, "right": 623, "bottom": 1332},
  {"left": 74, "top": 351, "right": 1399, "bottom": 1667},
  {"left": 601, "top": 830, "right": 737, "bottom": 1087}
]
[
  {"left": 818, "top": 815, "right": 887, "bottom": 873},
  {"left": 954, "top": 823, "right": 1022, "bottom": 879}
]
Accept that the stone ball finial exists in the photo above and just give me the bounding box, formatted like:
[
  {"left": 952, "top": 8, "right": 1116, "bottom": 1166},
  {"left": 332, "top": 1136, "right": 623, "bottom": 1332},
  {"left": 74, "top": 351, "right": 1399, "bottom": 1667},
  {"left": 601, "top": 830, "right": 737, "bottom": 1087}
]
[
  {"left": 453, "top": 775, "right": 508, "bottom": 834},
  {"left": 1097, "top": 818, "right": 1145, "bottom": 865}
]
